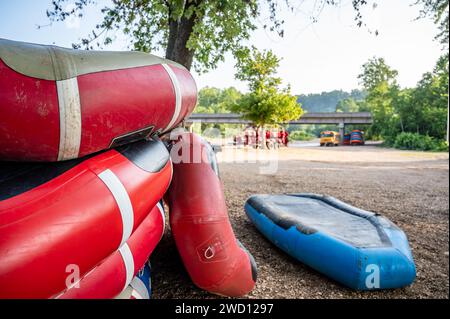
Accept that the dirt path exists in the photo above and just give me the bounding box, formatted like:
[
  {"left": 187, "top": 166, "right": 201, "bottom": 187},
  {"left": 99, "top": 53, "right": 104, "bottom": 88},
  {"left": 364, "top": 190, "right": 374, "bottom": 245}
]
[{"left": 151, "top": 145, "right": 449, "bottom": 299}]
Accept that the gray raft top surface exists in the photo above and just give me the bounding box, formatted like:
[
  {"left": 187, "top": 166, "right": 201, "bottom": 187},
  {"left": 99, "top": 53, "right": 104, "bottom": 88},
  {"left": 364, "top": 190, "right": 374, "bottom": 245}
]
[
  {"left": 247, "top": 194, "right": 394, "bottom": 248},
  {"left": 0, "top": 38, "right": 184, "bottom": 81}
]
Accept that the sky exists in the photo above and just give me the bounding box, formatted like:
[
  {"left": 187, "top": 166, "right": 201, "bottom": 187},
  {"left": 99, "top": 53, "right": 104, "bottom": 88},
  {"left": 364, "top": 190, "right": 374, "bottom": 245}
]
[{"left": 0, "top": 0, "right": 443, "bottom": 95}]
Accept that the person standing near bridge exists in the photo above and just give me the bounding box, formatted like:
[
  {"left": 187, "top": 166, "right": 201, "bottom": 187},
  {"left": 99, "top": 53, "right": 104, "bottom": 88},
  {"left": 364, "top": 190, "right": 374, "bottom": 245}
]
[
  {"left": 284, "top": 129, "right": 289, "bottom": 146},
  {"left": 278, "top": 128, "right": 289, "bottom": 147}
]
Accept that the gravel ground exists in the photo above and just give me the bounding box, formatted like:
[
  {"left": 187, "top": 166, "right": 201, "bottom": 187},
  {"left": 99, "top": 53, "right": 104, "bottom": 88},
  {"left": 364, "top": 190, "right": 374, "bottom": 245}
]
[{"left": 151, "top": 144, "right": 449, "bottom": 299}]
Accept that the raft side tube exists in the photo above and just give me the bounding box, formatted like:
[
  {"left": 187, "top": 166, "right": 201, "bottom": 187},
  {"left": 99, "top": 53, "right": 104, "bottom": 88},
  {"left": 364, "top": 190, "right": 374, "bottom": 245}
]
[
  {"left": 245, "top": 194, "right": 416, "bottom": 290},
  {"left": 57, "top": 205, "right": 163, "bottom": 299},
  {"left": 167, "top": 133, "right": 257, "bottom": 297},
  {"left": 0, "top": 139, "right": 171, "bottom": 298},
  {"left": 0, "top": 38, "right": 197, "bottom": 161}
]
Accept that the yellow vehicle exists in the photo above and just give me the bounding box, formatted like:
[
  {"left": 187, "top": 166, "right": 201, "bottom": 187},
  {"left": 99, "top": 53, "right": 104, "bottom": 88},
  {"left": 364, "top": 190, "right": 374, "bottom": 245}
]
[{"left": 320, "top": 131, "right": 340, "bottom": 147}]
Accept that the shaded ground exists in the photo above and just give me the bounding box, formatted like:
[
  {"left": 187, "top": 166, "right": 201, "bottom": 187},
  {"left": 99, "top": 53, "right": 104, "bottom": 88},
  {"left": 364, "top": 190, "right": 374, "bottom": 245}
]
[{"left": 151, "top": 145, "right": 449, "bottom": 299}]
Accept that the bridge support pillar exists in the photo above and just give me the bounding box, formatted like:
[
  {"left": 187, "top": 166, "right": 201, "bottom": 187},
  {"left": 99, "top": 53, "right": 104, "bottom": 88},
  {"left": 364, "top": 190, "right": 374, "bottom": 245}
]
[
  {"left": 338, "top": 122, "right": 345, "bottom": 145},
  {"left": 184, "top": 121, "right": 194, "bottom": 133}
]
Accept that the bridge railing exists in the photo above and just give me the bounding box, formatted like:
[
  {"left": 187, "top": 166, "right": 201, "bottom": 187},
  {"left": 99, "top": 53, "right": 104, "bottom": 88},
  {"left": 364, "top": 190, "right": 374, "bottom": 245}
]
[{"left": 185, "top": 112, "right": 373, "bottom": 125}]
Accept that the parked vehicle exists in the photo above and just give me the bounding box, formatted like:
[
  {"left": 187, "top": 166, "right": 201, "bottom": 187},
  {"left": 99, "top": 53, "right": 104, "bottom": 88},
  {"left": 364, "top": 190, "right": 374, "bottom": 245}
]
[
  {"left": 343, "top": 134, "right": 351, "bottom": 145},
  {"left": 320, "top": 131, "right": 340, "bottom": 147},
  {"left": 350, "top": 130, "right": 365, "bottom": 145}
]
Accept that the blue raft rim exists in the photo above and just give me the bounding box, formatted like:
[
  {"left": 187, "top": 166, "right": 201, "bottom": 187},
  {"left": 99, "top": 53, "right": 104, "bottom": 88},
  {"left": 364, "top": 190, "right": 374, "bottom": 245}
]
[{"left": 245, "top": 193, "right": 416, "bottom": 290}]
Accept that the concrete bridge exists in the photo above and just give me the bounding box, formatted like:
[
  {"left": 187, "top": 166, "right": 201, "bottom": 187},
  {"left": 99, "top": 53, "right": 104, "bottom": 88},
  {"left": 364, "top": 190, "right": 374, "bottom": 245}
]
[{"left": 185, "top": 112, "right": 373, "bottom": 142}]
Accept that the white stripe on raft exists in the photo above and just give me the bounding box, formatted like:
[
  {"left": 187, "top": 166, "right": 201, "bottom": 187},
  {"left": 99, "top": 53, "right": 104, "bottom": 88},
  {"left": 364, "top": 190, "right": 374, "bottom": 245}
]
[
  {"left": 119, "top": 243, "right": 135, "bottom": 291},
  {"left": 169, "top": 159, "right": 174, "bottom": 188},
  {"left": 156, "top": 201, "right": 165, "bottom": 239},
  {"left": 56, "top": 77, "right": 82, "bottom": 161},
  {"left": 98, "top": 169, "right": 134, "bottom": 247},
  {"left": 161, "top": 64, "right": 182, "bottom": 132},
  {"left": 130, "top": 277, "right": 150, "bottom": 299},
  {"left": 131, "top": 290, "right": 144, "bottom": 299}
]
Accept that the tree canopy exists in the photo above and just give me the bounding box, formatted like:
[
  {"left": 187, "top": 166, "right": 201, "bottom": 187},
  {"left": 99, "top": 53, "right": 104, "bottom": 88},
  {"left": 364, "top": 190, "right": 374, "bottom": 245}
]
[
  {"left": 407, "top": 53, "right": 448, "bottom": 139},
  {"left": 297, "top": 89, "right": 366, "bottom": 113},
  {"left": 47, "top": 0, "right": 260, "bottom": 71},
  {"left": 336, "top": 98, "right": 361, "bottom": 113},
  {"left": 231, "top": 47, "right": 302, "bottom": 127},
  {"left": 357, "top": 57, "right": 400, "bottom": 138},
  {"left": 358, "top": 57, "right": 399, "bottom": 92},
  {"left": 195, "top": 87, "right": 242, "bottom": 114},
  {"left": 416, "top": 0, "right": 449, "bottom": 49},
  {"left": 357, "top": 54, "right": 448, "bottom": 146},
  {"left": 234, "top": 46, "right": 281, "bottom": 91},
  {"left": 45, "top": 0, "right": 376, "bottom": 71}
]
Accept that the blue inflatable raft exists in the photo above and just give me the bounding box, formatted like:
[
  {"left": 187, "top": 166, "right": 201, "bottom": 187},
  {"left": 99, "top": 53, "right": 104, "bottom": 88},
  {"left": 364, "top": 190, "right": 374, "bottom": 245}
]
[{"left": 245, "top": 193, "right": 416, "bottom": 290}]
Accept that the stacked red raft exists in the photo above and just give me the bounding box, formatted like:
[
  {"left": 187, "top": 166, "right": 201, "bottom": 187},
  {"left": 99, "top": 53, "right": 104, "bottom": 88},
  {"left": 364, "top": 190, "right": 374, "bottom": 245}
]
[
  {"left": 0, "top": 139, "right": 171, "bottom": 298},
  {"left": 0, "top": 38, "right": 197, "bottom": 162},
  {"left": 0, "top": 38, "right": 256, "bottom": 299}
]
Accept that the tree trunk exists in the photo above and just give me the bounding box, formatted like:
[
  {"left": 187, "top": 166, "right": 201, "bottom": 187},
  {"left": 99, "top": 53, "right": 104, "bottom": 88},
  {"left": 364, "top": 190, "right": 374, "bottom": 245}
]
[
  {"left": 165, "top": 17, "right": 179, "bottom": 62},
  {"left": 261, "top": 125, "right": 267, "bottom": 149},
  {"left": 165, "top": 1, "right": 202, "bottom": 70}
]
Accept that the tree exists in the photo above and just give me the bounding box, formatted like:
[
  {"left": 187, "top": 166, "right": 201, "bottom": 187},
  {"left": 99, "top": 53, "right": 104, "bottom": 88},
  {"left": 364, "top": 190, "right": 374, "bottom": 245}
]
[
  {"left": 416, "top": 0, "right": 449, "bottom": 49},
  {"left": 390, "top": 54, "right": 448, "bottom": 140},
  {"left": 358, "top": 54, "right": 448, "bottom": 144},
  {"left": 196, "top": 87, "right": 222, "bottom": 113},
  {"left": 336, "top": 97, "right": 360, "bottom": 113},
  {"left": 219, "top": 87, "right": 243, "bottom": 111},
  {"left": 358, "top": 57, "right": 399, "bottom": 139},
  {"left": 194, "top": 86, "right": 243, "bottom": 133},
  {"left": 45, "top": 0, "right": 375, "bottom": 71},
  {"left": 414, "top": 0, "right": 448, "bottom": 140},
  {"left": 234, "top": 47, "right": 281, "bottom": 91},
  {"left": 47, "top": 0, "right": 258, "bottom": 71},
  {"left": 358, "top": 57, "right": 398, "bottom": 92},
  {"left": 297, "top": 89, "right": 366, "bottom": 112},
  {"left": 195, "top": 86, "right": 242, "bottom": 113},
  {"left": 409, "top": 53, "right": 449, "bottom": 139},
  {"left": 234, "top": 87, "right": 302, "bottom": 126},
  {"left": 232, "top": 47, "right": 302, "bottom": 148}
]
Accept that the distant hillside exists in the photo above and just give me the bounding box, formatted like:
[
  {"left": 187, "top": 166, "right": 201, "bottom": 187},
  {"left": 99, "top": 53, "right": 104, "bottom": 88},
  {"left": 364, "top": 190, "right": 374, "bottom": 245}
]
[{"left": 297, "top": 89, "right": 366, "bottom": 113}]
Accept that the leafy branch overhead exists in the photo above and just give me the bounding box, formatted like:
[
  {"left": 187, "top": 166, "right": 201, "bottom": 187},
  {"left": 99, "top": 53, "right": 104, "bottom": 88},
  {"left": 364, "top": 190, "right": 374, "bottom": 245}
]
[
  {"left": 47, "top": 0, "right": 260, "bottom": 71},
  {"left": 46, "top": 0, "right": 378, "bottom": 71},
  {"left": 415, "top": 0, "right": 449, "bottom": 48}
]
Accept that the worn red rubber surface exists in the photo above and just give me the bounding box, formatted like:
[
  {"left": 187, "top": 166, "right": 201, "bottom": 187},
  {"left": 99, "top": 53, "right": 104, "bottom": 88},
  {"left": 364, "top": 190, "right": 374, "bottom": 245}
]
[
  {"left": 167, "top": 133, "right": 257, "bottom": 297},
  {"left": 57, "top": 204, "right": 163, "bottom": 299},
  {"left": 0, "top": 139, "right": 171, "bottom": 298},
  {"left": 0, "top": 41, "right": 196, "bottom": 161}
]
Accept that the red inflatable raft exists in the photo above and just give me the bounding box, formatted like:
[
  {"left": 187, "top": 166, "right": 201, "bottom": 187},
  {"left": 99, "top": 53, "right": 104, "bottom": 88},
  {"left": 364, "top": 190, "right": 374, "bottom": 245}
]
[
  {"left": 56, "top": 203, "right": 164, "bottom": 299},
  {"left": 0, "top": 38, "right": 197, "bottom": 162},
  {"left": 0, "top": 139, "right": 172, "bottom": 298},
  {"left": 167, "top": 133, "right": 257, "bottom": 297},
  {"left": 115, "top": 262, "right": 152, "bottom": 299}
]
